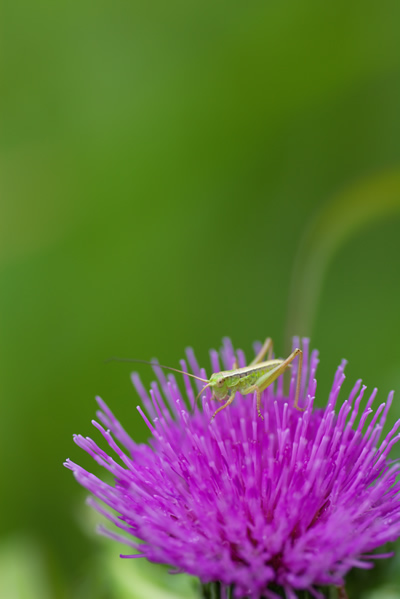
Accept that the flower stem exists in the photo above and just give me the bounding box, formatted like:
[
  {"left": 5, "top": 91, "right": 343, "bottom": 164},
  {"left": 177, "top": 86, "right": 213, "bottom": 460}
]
[
  {"left": 200, "top": 583, "right": 345, "bottom": 599},
  {"left": 201, "top": 582, "right": 232, "bottom": 599}
]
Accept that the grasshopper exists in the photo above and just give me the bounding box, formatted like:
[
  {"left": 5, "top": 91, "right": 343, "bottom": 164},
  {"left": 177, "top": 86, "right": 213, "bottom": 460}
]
[
  {"left": 108, "top": 337, "right": 303, "bottom": 421},
  {"left": 197, "top": 337, "right": 303, "bottom": 420}
]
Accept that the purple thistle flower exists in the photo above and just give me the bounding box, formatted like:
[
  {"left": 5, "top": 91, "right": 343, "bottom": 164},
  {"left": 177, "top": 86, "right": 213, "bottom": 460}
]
[{"left": 65, "top": 338, "right": 400, "bottom": 599}]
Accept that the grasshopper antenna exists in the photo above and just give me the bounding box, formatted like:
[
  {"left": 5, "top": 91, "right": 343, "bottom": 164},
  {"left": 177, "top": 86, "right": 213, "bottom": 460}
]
[
  {"left": 105, "top": 357, "right": 209, "bottom": 384},
  {"left": 192, "top": 383, "right": 212, "bottom": 412}
]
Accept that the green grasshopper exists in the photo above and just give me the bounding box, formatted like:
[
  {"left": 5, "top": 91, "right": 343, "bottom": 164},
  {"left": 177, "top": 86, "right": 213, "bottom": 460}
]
[
  {"left": 199, "top": 337, "right": 303, "bottom": 420},
  {"left": 108, "top": 337, "right": 304, "bottom": 421}
]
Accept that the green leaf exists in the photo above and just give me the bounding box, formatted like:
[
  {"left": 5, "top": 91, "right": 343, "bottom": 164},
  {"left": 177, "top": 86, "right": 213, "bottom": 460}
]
[{"left": 0, "top": 535, "right": 53, "bottom": 599}]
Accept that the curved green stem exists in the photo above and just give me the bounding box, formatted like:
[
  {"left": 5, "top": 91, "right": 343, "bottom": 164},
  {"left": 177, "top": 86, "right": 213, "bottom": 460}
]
[{"left": 285, "top": 168, "right": 400, "bottom": 349}]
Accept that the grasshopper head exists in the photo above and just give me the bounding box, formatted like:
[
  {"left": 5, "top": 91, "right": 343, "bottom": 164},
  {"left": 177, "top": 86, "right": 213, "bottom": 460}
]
[{"left": 209, "top": 372, "right": 229, "bottom": 401}]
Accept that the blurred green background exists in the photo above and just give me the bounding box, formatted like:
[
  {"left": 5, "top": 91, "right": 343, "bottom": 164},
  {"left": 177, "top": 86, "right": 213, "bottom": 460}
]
[{"left": 2, "top": 1, "right": 400, "bottom": 597}]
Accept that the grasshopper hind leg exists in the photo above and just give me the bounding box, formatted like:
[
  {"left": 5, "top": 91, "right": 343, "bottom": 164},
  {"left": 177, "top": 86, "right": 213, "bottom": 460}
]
[
  {"left": 255, "top": 388, "right": 264, "bottom": 420},
  {"left": 293, "top": 348, "right": 304, "bottom": 411},
  {"left": 247, "top": 348, "right": 304, "bottom": 414},
  {"left": 250, "top": 337, "right": 273, "bottom": 366},
  {"left": 266, "top": 348, "right": 305, "bottom": 411}
]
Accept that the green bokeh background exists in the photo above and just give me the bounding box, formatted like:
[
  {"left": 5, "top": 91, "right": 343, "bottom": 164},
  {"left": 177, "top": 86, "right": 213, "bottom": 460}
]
[{"left": 2, "top": 1, "right": 400, "bottom": 597}]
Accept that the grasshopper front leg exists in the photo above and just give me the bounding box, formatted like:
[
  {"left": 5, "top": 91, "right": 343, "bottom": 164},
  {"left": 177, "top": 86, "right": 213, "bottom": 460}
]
[{"left": 211, "top": 391, "right": 236, "bottom": 421}]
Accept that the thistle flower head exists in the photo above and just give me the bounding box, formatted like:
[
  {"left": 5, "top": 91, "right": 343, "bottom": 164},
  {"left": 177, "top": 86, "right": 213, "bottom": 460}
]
[{"left": 65, "top": 338, "right": 400, "bottom": 599}]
